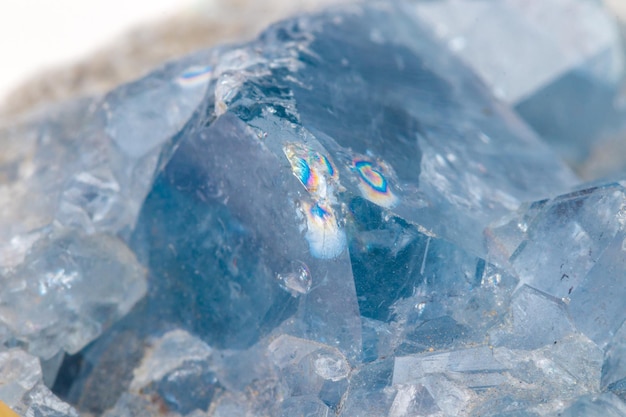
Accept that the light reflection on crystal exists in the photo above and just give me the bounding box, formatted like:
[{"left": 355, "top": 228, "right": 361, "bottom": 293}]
[
  {"left": 350, "top": 156, "right": 398, "bottom": 209},
  {"left": 176, "top": 65, "right": 213, "bottom": 87},
  {"left": 300, "top": 200, "right": 346, "bottom": 259}
]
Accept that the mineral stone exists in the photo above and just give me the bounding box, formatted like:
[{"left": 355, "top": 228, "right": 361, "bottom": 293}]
[
  {"left": 413, "top": 0, "right": 626, "bottom": 165},
  {"left": 0, "top": 350, "right": 78, "bottom": 417},
  {"left": 485, "top": 182, "right": 626, "bottom": 348},
  {"left": 0, "top": 96, "right": 152, "bottom": 360},
  {"left": 1, "top": 1, "right": 626, "bottom": 417}
]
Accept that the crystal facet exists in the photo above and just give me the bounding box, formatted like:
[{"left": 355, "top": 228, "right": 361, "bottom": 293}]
[{"left": 0, "top": 350, "right": 78, "bottom": 417}]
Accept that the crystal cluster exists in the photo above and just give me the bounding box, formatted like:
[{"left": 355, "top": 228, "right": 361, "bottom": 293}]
[
  {"left": 0, "top": 349, "right": 78, "bottom": 417},
  {"left": 1, "top": 1, "right": 626, "bottom": 417}
]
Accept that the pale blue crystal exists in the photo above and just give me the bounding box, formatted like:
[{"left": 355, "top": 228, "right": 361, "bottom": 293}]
[
  {"left": 0, "top": 350, "right": 78, "bottom": 417},
  {"left": 412, "top": 0, "right": 625, "bottom": 166},
  {"left": 560, "top": 393, "right": 626, "bottom": 417},
  {"left": 486, "top": 182, "right": 626, "bottom": 347},
  {"left": 2, "top": 1, "right": 626, "bottom": 416},
  {"left": 279, "top": 396, "right": 331, "bottom": 417},
  {"left": 488, "top": 285, "right": 576, "bottom": 350}
]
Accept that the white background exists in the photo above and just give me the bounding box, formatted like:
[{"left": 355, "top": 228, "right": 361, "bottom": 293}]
[{"left": 0, "top": 0, "right": 197, "bottom": 103}]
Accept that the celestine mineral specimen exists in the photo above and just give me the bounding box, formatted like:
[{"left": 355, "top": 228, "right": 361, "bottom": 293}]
[{"left": 2, "top": 1, "right": 626, "bottom": 416}]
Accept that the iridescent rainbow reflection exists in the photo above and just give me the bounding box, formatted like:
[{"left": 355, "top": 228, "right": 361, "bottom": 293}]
[
  {"left": 352, "top": 158, "right": 398, "bottom": 208},
  {"left": 283, "top": 143, "right": 337, "bottom": 200},
  {"left": 294, "top": 156, "right": 320, "bottom": 193},
  {"left": 176, "top": 65, "right": 212, "bottom": 88},
  {"left": 300, "top": 200, "right": 346, "bottom": 259}
]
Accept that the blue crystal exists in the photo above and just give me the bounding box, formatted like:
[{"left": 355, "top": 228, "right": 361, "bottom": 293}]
[
  {"left": 50, "top": 3, "right": 595, "bottom": 414},
  {"left": 560, "top": 393, "right": 626, "bottom": 417},
  {"left": 116, "top": 2, "right": 575, "bottom": 362},
  {"left": 3, "top": 1, "right": 626, "bottom": 416},
  {"left": 412, "top": 0, "right": 626, "bottom": 169},
  {"left": 486, "top": 182, "right": 626, "bottom": 347}
]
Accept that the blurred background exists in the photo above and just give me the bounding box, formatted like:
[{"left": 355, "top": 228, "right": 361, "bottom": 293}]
[
  {"left": 0, "top": 0, "right": 341, "bottom": 118},
  {"left": 1, "top": 0, "right": 625, "bottom": 117},
  {"left": 2, "top": 0, "right": 626, "bottom": 180}
]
